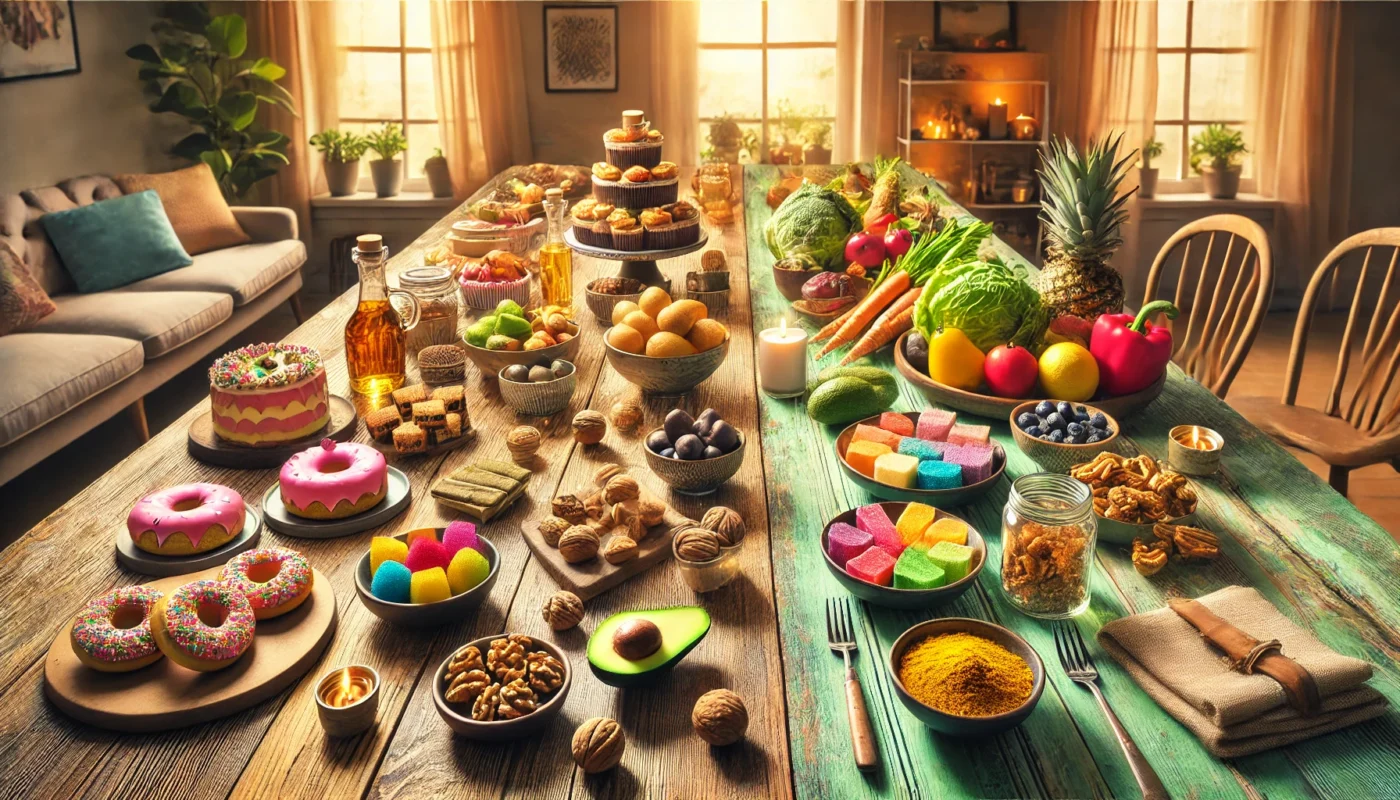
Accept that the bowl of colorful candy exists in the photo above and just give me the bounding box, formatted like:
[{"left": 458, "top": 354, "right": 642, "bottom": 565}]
[
  {"left": 820, "top": 501, "right": 986, "bottom": 609},
  {"left": 355, "top": 523, "right": 500, "bottom": 627},
  {"left": 835, "top": 411, "right": 1005, "bottom": 506},
  {"left": 1009, "top": 401, "right": 1121, "bottom": 473}
]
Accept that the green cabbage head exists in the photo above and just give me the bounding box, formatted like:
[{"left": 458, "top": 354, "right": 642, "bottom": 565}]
[
  {"left": 914, "top": 260, "right": 1048, "bottom": 352},
  {"left": 764, "top": 182, "right": 861, "bottom": 270}
]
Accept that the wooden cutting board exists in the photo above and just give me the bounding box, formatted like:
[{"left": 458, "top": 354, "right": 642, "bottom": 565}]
[
  {"left": 521, "top": 507, "right": 695, "bottom": 601},
  {"left": 44, "top": 566, "right": 337, "bottom": 732}
]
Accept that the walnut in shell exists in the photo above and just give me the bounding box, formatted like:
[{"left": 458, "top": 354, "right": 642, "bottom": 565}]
[
  {"left": 571, "top": 717, "right": 626, "bottom": 773},
  {"left": 552, "top": 494, "right": 588, "bottom": 524},
  {"left": 594, "top": 463, "right": 625, "bottom": 488},
  {"left": 572, "top": 410, "right": 607, "bottom": 445},
  {"left": 541, "top": 590, "right": 585, "bottom": 630},
  {"left": 602, "top": 535, "right": 639, "bottom": 565},
  {"left": 538, "top": 516, "right": 571, "bottom": 547},
  {"left": 692, "top": 689, "right": 748, "bottom": 745},
  {"left": 506, "top": 426, "right": 541, "bottom": 466},
  {"left": 603, "top": 475, "right": 641, "bottom": 505},
  {"left": 609, "top": 401, "right": 643, "bottom": 432},
  {"left": 559, "top": 525, "right": 601, "bottom": 563},
  {"left": 637, "top": 497, "right": 666, "bottom": 527},
  {"left": 700, "top": 506, "right": 746, "bottom": 547},
  {"left": 675, "top": 527, "right": 721, "bottom": 562}
]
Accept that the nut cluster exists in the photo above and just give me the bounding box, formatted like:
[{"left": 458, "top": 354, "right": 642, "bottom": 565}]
[
  {"left": 1070, "top": 452, "right": 1198, "bottom": 523},
  {"left": 692, "top": 689, "right": 748, "bottom": 745},
  {"left": 1132, "top": 522, "right": 1222, "bottom": 576},
  {"left": 539, "top": 470, "right": 672, "bottom": 564},
  {"left": 442, "top": 636, "right": 564, "bottom": 722}
]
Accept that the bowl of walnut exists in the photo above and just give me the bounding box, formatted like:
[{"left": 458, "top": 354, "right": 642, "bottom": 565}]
[
  {"left": 1068, "top": 451, "right": 1198, "bottom": 546},
  {"left": 432, "top": 633, "right": 572, "bottom": 739},
  {"left": 585, "top": 276, "right": 646, "bottom": 323}
]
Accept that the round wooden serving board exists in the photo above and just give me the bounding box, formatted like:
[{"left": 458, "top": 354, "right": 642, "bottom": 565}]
[
  {"left": 187, "top": 395, "right": 359, "bottom": 469},
  {"left": 114, "top": 503, "right": 263, "bottom": 577},
  {"left": 44, "top": 566, "right": 337, "bottom": 733}
]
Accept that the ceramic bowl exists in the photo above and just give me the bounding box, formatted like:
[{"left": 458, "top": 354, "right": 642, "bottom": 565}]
[
  {"left": 603, "top": 331, "right": 729, "bottom": 394},
  {"left": 835, "top": 412, "right": 1006, "bottom": 506},
  {"left": 462, "top": 329, "right": 582, "bottom": 379},
  {"left": 772, "top": 264, "right": 818, "bottom": 301},
  {"left": 1009, "top": 401, "right": 1122, "bottom": 473},
  {"left": 820, "top": 502, "right": 986, "bottom": 609},
  {"left": 497, "top": 361, "right": 577, "bottom": 416},
  {"left": 644, "top": 428, "right": 745, "bottom": 496},
  {"left": 887, "top": 617, "right": 1045, "bottom": 736},
  {"left": 431, "top": 633, "right": 571, "bottom": 740},
  {"left": 354, "top": 528, "right": 500, "bottom": 627},
  {"left": 584, "top": 277, "right": 646, "bottom": 323}
]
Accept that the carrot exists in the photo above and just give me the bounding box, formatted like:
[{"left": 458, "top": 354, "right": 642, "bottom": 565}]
[
  {"left": 839, "top": 287, "right": 922, "bottom": 365},
  {"left": 811, "top": 306, "right": 858, "bottom": 343},
  {"left": 816, "top": 270, "right": 911, "bottom": 358}
]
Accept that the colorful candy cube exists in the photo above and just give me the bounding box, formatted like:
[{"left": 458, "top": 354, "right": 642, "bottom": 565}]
[
  {"left": 895, "top": 503, "right": 937, "bottom": 545},
  {"left": 947, "top": 423, "right": 991, "bottom": 445},
  {"left": 945, "top": 443, "right": 996, "bottom": 484},
  {"left": 446, "top": 547, "right": 491, "bottom": 595},
  {"left": 897, "top": 437, "right": 944, "bottom": 461},
  {"left": 916, "top": 459, "right": 963, "bottom": 490},
  {"left": 845, "top": 440, "right": 892, "bottom": 478},
  {"left": 845, "top": 546, "right": 897, "bottom": 587},
  {"left": 874, "top": 452, "right": 920, "bottom": 488},
  {"left": 827, "top": 522, "right": 874, "bottom": 568},
  {"left": 853, "top": 424, "right": 902, "bottom": 451},
  {"left": 410, "top": 567, "right": 453, "bottom": 604},
  {"left": 404, "top": 537, "right": 452, "bottom": 573},
  {"left": 916, "top": 409, "right": 956, "bottom": 442},
  {"left": 922, "top": 517, "right": 969, "bottom": 547},
  {"left": 369, "top": 560, "right": 412, "bottom": 603},
  {"left": 369, "top": 536, "right": 408, "bottom": 576},
  {"left": 928, "top": 541, "right": 974, "bottom": 582},
  {"left": 856, "top": 503, "right": 904, "bottom": 557},
  {"left": 404, "top": 528, "right": 439, "bottom": 547},
  {"left": 878, "top": 412, "right": 915, "bottom": 437},
  {"left": 442, "top": 521, "right": 480, "bottom": 555},
  {"left": 894, "top": 547, "right": 947, "bottom": 590}
]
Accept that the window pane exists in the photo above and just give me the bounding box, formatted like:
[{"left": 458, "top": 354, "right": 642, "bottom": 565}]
[
  {"left": 698, "top": 49, "right": 763, "bottom": 118},
  {"left": 1188, "top": 53, "right": 1247, "bottom": 120},
  {"left": 406, "top": 123, "right": 441, "bottom": 180},
  {"left": 340, "top": 51, "right": 402, "bottom": 120},
  {"left": 1154, "top": 123, "right": 1184, "bottom": 180},
  {"left": 1191, "top": 0, "right": 1253, "bottom": 48},
  {"left": 405, "top": 0, "right": 432, "bottom": 48},
  {"left": 406, "top": 52, "right": 436, "bottom": 120},
  {"left": 699, "top": 0, "right": 761, "bottom": 43},
  {"left": 335, "top": 1, "right": 400, "bottom": 47},
  {"left": 1157, "top": 0, "right": 1187, "bottom": 48},
  {"left": 768, "top": 0, "right": 837, "bottom": 43},
  {"left": 768, "top": 47, "right": 837, "bottom": 125},
  {"left": 1156, "top": 53, "right": 1185, "bottom": 120}
]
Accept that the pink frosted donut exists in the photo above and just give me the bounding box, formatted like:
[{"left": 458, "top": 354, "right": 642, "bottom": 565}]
[
  {"left": 127, "top": 483, "right": 245, "bottom": 556},
  {"left": 152, "top": 580, "right": 256, "bottom": 672},
  {"left": 70, "top": 586, "right": 165, "bottom": 672},
  {"left": 219, "top": 547, "right": 314, "bottom": 620},
  {"left": 279, "top": 439, "right": 387, "bottom": 520}
]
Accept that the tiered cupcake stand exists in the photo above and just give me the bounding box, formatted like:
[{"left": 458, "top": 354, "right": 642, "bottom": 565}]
[{"left": 564, "top": 229, "right": 709, "bottom": 294}]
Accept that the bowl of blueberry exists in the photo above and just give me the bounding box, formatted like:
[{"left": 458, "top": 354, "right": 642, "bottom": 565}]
[{"left": 1009, "top": 400, "right": 1120, "bottom": 473}]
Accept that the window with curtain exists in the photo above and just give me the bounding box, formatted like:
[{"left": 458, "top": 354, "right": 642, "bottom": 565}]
[
  {"left": 1153, "top": 0, "right": 1255, "bottom": 190},
  {"left": 336, "top": 1, "right": 443, "bottom": 188},
  {"left": 697, "top": 0, "right": 838, "bottom": 164}
]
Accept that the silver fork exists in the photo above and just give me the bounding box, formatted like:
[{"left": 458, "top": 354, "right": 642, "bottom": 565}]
[
  {"left": 826, "top": 597, "right": 878, "bottom": 771},
  {"left": 1054, "top": 621, "right": 1170, "bottom": 800}
]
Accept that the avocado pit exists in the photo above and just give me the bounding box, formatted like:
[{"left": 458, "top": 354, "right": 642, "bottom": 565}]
[{"left": 612, "top": 618, "right": 662, "bottom": 661}]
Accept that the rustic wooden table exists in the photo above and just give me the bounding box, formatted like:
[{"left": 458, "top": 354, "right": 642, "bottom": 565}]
[{"left": 2, "top": 165, "right": 1396, "bottom": 800}]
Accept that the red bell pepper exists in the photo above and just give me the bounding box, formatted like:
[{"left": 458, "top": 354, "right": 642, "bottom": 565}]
[
  {"left": 863, "top": 213, "right": 898, "bottom": 235},
  {"left": 1089, "top": 300, "right": 1179, "bottom": 396}
]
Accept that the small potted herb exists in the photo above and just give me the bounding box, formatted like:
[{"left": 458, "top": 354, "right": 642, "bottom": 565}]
[
  {"left": 366, "top": 122, "right": 409, "bottom": 198},
  {"left": 769, "top": 100, "right": 807, "bottom": 165},
  {"left": 1190, "top": 124, "right": 1247, "bottom": 199},
  {"left": 1139, "top": 137, "right": 1164, "bottom": 199},
  {"left": 802, "top": 118, "right": 833, "bottom": 165},
  {"left": 424, "top": 147, "right": 453, "bottom": 199},
  {"left": 309, "top": 130, "right": 368, "bottom": 197},
  {"left": 706, "top": 113, "right": 744, "bottom": 164}
]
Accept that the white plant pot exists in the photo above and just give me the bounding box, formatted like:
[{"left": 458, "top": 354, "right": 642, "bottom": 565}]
[{"left": 1137, "top": 167, "right": 1158, "bottom": 199}]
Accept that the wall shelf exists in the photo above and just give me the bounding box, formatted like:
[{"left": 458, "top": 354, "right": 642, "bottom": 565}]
[{"left": 896, "top": 137, "right": 1046, "bottom": 147}]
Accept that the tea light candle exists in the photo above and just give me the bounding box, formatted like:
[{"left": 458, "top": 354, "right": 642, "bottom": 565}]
[
  {"left": 987, "top": 98, "right": 1007, "bottom": 139},
  {"left": 758, "top": 317, "right": 808, "bottom": 398},
  {"left": 1167, "top": 424, "right": 1225, "bottom": 476},
  {"left": 315, "top": 665, "right": 381, "bottom": 737},
  {"left": 1011, "top": 113, "right": 1040, "bottom": 141}
]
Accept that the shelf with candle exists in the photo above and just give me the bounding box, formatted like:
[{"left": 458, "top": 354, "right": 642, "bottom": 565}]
[{"left": 987, "top": 97, "right": 1008, "bottom": 139}]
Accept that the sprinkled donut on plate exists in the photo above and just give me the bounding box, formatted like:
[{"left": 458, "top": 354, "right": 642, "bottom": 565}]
[
  {"left": 152, "top": 580, "right": 256, "bottom": 672},
  {"left": 70, "top": 586, "right": 165, "bottom": 672},
  {"left": 220, "top": 547, "right": 315, "bottom": 620}
]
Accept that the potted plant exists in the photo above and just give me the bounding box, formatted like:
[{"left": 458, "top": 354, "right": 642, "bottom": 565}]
[
  {"left": 1190, "top": 124, "right": 1247, "bottom": 199},
  {"left": 769, "top": 100, "right": 807, "bottom": 165},
  {"left": 309, "top": 130, "right": 368, "bottom": 197},
  {"left": 366, "top": 122, "right": 409, "bottom": 198},
  {"left": 705, "top": 113, "right": 744, "bottom": 164},
  {"left": 425, "top": 147, "right": 453, "bottom": 198},
  {"left": 1138, "top": 137, "right": 1163, "bottom": 199},
  {"left": 801, "top": 116, "right": 833, "bottom": 165}
]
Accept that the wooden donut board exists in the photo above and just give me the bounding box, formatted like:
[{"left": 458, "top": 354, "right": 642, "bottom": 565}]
[
  {"left": 260, "top": 467, "right": 412, "bottom": 539},
  {"left": 44, "top": 566, "right": 337, "bottom": 733},
  {"left": 187, "top": 395, "right": 358, "bottom": 469},
  {"left": 114, "top": 503, "right": 263, "bottom": 577},
  {"left": 521, "top": 506, "right": 695, "bottom": 601}
]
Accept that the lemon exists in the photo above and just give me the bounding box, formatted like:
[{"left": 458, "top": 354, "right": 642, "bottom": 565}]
[
  {"left": 927, "top": 328, "right": 986, "bottom": 392},
  {"left": 1038, "top": 342, "right": 1099, "bottom": 401}
]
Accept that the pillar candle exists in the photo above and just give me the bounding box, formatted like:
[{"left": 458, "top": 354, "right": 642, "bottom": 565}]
[
  {"left": 987, "top": 98, "right": 1007, "bottom": 140},
  {"left": 758, "top": 317, "right": 808, "bottom": 398}
]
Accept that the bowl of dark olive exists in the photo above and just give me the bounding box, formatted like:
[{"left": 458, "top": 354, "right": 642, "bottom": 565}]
[
  {"left": 497, "top": 359, "right": 577, "bottom": 416},
  {"left": 643, "top": 408, "right": 746, "bottom": 496}
]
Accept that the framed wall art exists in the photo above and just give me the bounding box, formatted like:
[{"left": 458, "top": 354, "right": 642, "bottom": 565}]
[
  {"left": 543, "top": 3, "right": 617, "bottom": 93},
  {"left": 0, "top": 0, "right": 80, "bottom": 83},
  {"left": 933, "top": 1, "right": 1017, "bottom": 52}
]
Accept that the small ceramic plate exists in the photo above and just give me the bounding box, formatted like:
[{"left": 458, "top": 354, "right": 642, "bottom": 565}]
[
  {"left": 261, "top": 467, "right": 411, "bottom": 539},
  {"left": 114, "top": 503, "right": 262, "bottom": 576}
]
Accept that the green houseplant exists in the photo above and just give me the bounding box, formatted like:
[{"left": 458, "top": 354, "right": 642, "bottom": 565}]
[
  {"left": 366, "top": 122, "right": 409, "bottom": 198},
  {"left": 1190, "top": 124, "right": 1248, "bottom": 199},
  {"left": 127, "top": 4, "right": 294, "bottom": 200},
  {"left": 309, "top": 130, "right": 368, "bottom": 197},
  {"left": 770, "top": 100, "right": 808, "bottom": 165},
  {"left": 1139, "top": 137, "right": 1164, "bottom": 199},
  {"left": 801, "top": 115, "right": 833, "bottom": 165},
  {"left": 424, "top": 147, "right": 453, "bottom": 199}
]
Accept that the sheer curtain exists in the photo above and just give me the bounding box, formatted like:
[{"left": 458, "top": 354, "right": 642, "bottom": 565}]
[
  {"left": 648, "top": 1, "right": 699, "bottom": 164},
  {"left": 1082, "top": 0, "right": 1157, "bottom": 153},
  {"left": 836, "top": 0, "right": 884, "bottom": 162}
]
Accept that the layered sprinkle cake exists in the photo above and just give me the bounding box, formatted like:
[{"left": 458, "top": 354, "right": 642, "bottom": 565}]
[
  {"left": 209, "top": 343, "right": 330, "bottom": 446},
  {"left": 575, "top": 109, "right": 701, "bottom": 252}
]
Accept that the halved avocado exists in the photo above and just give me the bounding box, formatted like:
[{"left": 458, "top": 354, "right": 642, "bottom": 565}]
[{"left": 587, "top": 606, "right": 711, "bottom": 687}]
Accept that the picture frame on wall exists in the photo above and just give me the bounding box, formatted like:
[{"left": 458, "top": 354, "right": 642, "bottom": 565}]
[
  {"left": 933, "top": 1, "right": 1017, "bottom": 52},
  {"left": 543, "top": 3, "right": 618, "bottom": 93},
  {"left": 0, "top": 0, "right": 80, "bottom": 83}
]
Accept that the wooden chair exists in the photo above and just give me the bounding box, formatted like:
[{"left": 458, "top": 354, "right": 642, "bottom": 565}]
[
  {"left": 1142, "top": 214, "right": 1274, "bottom": 399},
  {"left": 1232, "top": 228, "right": 1400, "bottom": 495}
]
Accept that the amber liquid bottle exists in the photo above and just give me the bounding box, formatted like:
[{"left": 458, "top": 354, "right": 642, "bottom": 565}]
[
  {"left": 538, "top": 187, "right": 573, "bottom": 313},
  {"left": 344, "top": 234, "right": 420, "bottom": 396}
]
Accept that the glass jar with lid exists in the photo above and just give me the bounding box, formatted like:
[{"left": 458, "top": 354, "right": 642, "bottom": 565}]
[
  {"left": 398, "top": 266, "right": 461, "bottom": 355},
  {"left": 1000, "top": 473, "right": 1096, "bottom": 618}
]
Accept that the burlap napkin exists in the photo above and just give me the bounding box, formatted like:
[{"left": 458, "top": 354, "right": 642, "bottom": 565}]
[{"left": 1097, "top": 586, "right": 1388, "bottom": 758}]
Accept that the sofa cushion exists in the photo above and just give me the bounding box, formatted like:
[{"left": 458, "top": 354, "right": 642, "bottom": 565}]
[
  {"left": 0, "top": 240, "right": 56, "bottom": 336},
  {"left": 115, "top": 164, "right": 251, "bottom": 255},
  {"left": 31, "top": 290, "right": 233, "bottom": 359},
  {"left": 1, "top": 177, "right": 125, "bottom": 296},
  {"left": 40, "top": 190, "right": 194, "bottom": 293},
  {"left": 0, "top": 332, "right": 145, "bottom": 447},
  {"left": 119, "top": 238, "right": 306, "bottom": 306}
]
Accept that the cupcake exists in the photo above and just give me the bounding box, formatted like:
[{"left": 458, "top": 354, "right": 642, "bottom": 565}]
[
  {"left": 644, "top": 201, "right": 703, "bottom": 250},
  {"left": 610, "top": 215, "right": 644, "bottom": 251},
  {"left": 592, "top": 164, "right": 678, "bottom": 208},
  {"left": 571, "top": 198, "right": 612, "bottom": 247},
  {"left": 603, "top": 110, "right": 664, "bottom": 169},
  {"left": 457, "top": 250, "right": 532, "bottom": 310}
]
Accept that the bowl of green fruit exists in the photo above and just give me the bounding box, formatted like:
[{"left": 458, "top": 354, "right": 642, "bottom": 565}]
[
  {"left": 463, "top": 300, "right": 582, "bottom": 378},
  {"left": 497, "top": 359, "right": 577, "bottom": 416}
]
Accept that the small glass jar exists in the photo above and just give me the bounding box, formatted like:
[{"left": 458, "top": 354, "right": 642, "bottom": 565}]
[
  {"left": 673, "top": 537, "right": 741, "bottom": 593},
  {"left": 398, "top": 266, "right": 461, "bottom": 354},
  {"left": 1000, "top": 473, "right": 1096, "bottom": 618}
]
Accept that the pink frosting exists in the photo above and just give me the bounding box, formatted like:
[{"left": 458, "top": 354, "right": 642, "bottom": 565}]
[
  {"left": 279, "top": 439, "right": 387, "bottom": 512},
  {"left": 127, "top": 483, "right": 245, "bottom": 547}
]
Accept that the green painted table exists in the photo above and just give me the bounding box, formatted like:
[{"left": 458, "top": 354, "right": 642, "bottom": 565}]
[{"left": 746, "top": 164, "right": 1400, "bottom": 799}]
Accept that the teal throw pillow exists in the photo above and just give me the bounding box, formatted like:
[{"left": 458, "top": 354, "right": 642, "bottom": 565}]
[{"left": 40, "top": 189, "right": 193, "bottom": 293}]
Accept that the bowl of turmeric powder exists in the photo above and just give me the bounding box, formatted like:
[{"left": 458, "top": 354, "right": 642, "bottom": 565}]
[{"left": 887, "top": 618, "right": 1044, "bottom": 736}]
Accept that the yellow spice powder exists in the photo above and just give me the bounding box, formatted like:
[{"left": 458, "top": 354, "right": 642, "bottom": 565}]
[{"left": 898, "top": 632, "right": 1034, "bottom": 717}]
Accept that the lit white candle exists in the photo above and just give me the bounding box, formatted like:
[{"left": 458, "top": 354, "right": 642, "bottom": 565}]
[
  {"left": 758, "top": 317, "right": 808, "bottom": 398},
  {"left": 987, "top": 97, "right": 1007, "bottom": 139}
]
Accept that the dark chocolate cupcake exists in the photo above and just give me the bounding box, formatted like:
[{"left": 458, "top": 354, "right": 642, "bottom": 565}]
[
  {"left": 641, "top": 205, "right": 701, "bottom": 250},
  {"left": 591, "top": 174, "right": 679, "bottom": 208},
  {"left": 604, "top": 133, "right": 664, "bottom": 169}
]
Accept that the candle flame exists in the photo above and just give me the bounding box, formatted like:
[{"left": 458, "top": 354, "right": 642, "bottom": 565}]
[
  {"left": 779, "top": 316, "right": 787, "bottom": 334},
  {"left": 994, "top": 97, "right": 1004, "bottom": 105}
]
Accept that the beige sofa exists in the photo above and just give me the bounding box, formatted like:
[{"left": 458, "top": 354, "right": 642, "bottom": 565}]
[{"left": 0, "top": 175, "right": 307, "bottom": 486}]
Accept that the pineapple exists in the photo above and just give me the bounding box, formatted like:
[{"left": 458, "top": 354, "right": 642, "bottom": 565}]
[{"left": 1036, "top": 132, "right": 1138, "bottom": 319}]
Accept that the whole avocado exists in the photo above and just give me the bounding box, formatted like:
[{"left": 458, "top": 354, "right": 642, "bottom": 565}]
[{"left": 806, "top": 366, "right": 898, "bottom": 425}]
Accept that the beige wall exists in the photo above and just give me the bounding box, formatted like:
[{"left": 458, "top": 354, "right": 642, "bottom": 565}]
[
  {"left": 0, "top": 2, "right": 185, "bottom": 194},
  {"left": 1347, "top": 1, "right": 1400, "bottom": 237}
]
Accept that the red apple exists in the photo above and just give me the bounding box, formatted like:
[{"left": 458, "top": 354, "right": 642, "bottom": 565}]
[{"left": 983, "top": 344, "right": 1039, "bottom": 398}]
